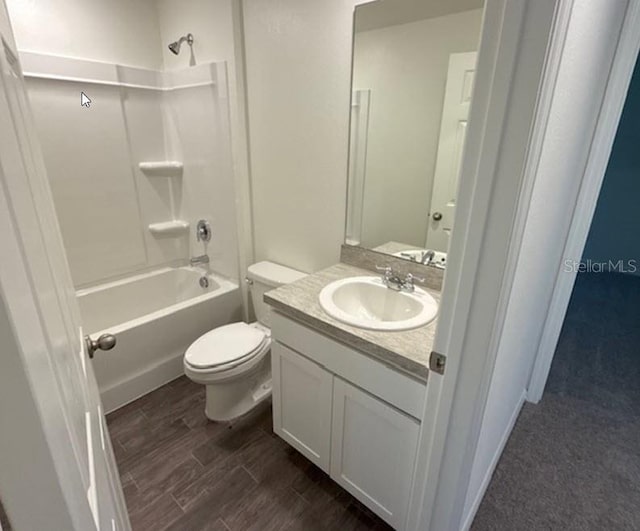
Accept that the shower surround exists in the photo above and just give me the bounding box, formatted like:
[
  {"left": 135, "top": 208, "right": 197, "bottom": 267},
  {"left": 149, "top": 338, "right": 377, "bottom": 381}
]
[{"left": 21, "top": 51, "right": 242, "bottom": 410}]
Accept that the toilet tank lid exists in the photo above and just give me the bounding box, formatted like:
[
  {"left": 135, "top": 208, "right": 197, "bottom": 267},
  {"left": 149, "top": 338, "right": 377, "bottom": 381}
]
[{"left": 247, "top": 261, "right": 307, "bottom": 287}]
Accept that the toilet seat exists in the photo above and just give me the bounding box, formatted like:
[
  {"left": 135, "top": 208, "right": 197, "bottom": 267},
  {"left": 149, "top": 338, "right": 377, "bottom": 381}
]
[{"left": 185, "top": 322, "right": 267, "bottom": 372}]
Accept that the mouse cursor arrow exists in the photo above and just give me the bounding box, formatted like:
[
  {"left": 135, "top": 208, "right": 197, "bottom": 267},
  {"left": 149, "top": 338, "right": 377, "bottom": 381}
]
[{"left": 81, "top": 92, "right": 91, "bottom": 108}]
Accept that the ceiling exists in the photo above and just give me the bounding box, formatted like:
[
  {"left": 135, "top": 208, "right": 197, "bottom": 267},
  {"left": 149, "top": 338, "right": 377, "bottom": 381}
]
[{"left": 354, "top": 0, "right": 485, "bottom": 32}]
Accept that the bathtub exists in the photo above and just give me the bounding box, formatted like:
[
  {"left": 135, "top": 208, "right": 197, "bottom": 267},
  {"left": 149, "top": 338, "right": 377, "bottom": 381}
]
[{"left": 78, "top": 267, "right": 242, "bottom": 412}]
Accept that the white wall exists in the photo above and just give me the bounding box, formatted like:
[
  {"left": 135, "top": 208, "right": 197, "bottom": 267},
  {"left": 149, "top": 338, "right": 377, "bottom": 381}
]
[
  {"left": 5, "top": 0, "right": 162, "bottom": 69},
  {"left": 243, "top": 0, "right": 359, "bottom": 273},
  {"left": 353, "top": 10, "right": 483, "bottom": 249}
]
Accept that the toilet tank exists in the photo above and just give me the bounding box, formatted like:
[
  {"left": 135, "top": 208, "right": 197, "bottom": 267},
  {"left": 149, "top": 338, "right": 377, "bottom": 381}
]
[{"left": 247, "top": 261, "right": 306, "bottom": 328}]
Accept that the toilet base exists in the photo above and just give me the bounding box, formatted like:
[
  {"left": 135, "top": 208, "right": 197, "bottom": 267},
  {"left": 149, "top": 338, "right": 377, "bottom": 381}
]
[{"left": 203, "top": 355, "right": 272, "bottom": 421}]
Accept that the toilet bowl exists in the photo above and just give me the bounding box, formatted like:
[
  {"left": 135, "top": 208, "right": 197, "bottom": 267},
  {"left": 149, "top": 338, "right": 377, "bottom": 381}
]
[{"left": 183, "top": 261, "right": 306, "bottom": 421}]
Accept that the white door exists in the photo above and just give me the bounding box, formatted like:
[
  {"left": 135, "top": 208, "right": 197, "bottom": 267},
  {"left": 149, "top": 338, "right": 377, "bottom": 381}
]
[
  {"left": 426, "top": 52, "right": 477, "bottom": 252},
  {"left": 0, "top": 8, "right": 129, "bottom": 530},
  {"left": 330, "top": 378, "right": 420, "bottom": 530},
  {"left": 271, "top": 342, "right": 333, "bottom": 472}
]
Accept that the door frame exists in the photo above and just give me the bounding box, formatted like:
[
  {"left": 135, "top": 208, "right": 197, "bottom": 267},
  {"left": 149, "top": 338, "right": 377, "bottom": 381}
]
[
  {"left": 527, "top": 0, "right": 640, "bottom": 403},
  {"left": 409, "top": 0, "right": 640, "bottom": 529}
]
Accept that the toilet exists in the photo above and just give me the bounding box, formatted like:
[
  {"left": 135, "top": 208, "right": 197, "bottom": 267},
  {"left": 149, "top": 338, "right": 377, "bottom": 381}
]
[{"left": 183, "top": 261, "right": 306, "bottom": 421}]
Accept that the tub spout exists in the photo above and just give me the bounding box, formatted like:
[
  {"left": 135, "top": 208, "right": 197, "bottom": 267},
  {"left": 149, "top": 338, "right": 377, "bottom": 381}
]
[{"left": 190, "top": 254, "right": 210, "bottom": 266}]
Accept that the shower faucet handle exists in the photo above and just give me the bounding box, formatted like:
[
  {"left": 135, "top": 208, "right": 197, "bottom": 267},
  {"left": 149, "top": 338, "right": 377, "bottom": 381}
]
[{"left": 196, "top": 220, "right": 212, "bottom": 242}]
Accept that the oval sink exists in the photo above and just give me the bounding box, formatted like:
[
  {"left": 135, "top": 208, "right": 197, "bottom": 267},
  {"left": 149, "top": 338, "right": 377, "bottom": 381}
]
[{"left": 318, "top": 276, "right": 438, "bottom": 331}]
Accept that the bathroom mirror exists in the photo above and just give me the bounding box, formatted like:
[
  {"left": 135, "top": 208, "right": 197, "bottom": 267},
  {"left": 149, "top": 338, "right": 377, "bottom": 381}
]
[{"left": 345, "top": 0, "right": 484, "bottom": 268}]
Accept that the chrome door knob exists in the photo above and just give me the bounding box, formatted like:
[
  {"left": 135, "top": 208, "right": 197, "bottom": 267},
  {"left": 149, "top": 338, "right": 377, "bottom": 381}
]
[
  {"left": 85, "top": 333, "right": 116, "bottom": 359},
  {"left": 432, "top": 212, "right": 443, "bottom": 221}
]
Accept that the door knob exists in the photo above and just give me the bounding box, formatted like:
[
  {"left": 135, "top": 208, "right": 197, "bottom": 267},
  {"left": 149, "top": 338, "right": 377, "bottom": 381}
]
[
  {"left": 432, "top": 212, "right": 443, "bottom": 221},
  {"left": 85, "top": 334, "right": 116, "bottom": 359}
]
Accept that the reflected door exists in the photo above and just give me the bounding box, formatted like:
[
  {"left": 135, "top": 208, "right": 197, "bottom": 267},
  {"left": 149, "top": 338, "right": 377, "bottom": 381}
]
[{"left": 426, "top": 52, "right": 477, "bottom": 252}]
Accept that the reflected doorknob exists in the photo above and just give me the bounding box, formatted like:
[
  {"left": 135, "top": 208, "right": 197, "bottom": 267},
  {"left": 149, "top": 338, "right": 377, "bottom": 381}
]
[
  {"left": 85, "top": 333, "right": 116, "bottom": 359},
  {"left": 432, "top": 212, "right": 443, "bottom": 221}
]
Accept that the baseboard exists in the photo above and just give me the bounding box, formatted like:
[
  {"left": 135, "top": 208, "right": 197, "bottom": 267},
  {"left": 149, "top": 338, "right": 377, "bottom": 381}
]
[
  {"left": 100, "top": 352, "right": 185, "bottom": 413},
  {"left": 461, "top": 390, "right": 527, "bottom": 531}
]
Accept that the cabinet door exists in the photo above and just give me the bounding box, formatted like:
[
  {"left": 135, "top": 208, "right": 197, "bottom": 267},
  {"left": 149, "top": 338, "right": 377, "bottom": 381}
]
[
  {"left": 331, "top": 378, "right": 420, "bottom": 529},
  {"left": 271, "top": 342, "right": 333, "bottom": 472}
]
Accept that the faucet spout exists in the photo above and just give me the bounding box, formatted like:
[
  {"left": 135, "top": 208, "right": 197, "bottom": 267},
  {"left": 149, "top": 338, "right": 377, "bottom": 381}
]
[
  {"left": 421, "top": 250, "right": 436, "bottom": 265},
  {"left": 376, "top": 266, "right": 425, "bottom": 292},
  {"left": 190, "top": 254, "right": 210, "bottom": 266}
]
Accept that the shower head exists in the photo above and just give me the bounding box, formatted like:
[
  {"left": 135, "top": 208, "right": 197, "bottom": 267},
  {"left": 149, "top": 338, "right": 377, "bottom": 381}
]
[{"left": 168, "top": 33, "right": 194, "bottom": 55}]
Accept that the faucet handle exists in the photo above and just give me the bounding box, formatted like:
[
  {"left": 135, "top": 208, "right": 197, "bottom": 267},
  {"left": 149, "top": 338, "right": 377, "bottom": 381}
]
[
  {"left": 405, "top": 273, "right": 425, "bottom": 284},
  {"left": 375, "top": 265, "right": 393, "bottom": 283},
  {"left": 196, "top": 219, "right": 212, "bottom": 242},
  {"left": 375, "top": 265, "right": 393, "bottom": 277}
]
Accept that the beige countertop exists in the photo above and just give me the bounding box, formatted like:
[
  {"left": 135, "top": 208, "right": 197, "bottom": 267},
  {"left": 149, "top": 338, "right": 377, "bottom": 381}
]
[
  {"left": 264, "top": 262, "right": 440, "bottom": 382},
  {"left": 373, "top": 241, "right": 418, "bottom": 255}
]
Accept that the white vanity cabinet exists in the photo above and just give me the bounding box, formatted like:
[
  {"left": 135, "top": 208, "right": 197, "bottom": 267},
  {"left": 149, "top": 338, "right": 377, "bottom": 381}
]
[
  {"left": 271, "top": 342, "right": 333, "bottom": 471},
  {"left": 270, "top": 312, "right": 426, "bottom": 530},
  {"left": 330, "top": 378, "right": 420, "bottom": 528}
]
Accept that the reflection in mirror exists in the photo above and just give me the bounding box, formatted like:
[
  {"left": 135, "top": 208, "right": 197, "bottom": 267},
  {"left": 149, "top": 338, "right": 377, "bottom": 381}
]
[{"left": 346, "top": 0, "right": 484, "bottom": 267}]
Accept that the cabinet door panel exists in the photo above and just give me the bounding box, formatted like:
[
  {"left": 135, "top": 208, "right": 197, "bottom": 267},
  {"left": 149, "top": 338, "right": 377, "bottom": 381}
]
[
  {"left": 272, "top": 342, "right": 333, "bottom": 472},
  {"left": 331, "top": 378, "right": 420, "bottom": 529}
]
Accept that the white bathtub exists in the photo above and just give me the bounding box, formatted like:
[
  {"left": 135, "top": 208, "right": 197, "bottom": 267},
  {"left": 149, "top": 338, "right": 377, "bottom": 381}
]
[{"left": 78, "top": 267, "right": 242, "bottom": 412}]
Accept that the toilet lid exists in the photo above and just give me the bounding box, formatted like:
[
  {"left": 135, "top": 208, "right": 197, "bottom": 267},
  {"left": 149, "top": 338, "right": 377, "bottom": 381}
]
[{"left": 185, "top": 322, "right": 267, "bottom": 369}]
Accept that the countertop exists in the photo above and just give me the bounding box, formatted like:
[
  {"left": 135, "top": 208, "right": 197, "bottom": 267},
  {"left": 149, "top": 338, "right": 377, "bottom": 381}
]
[
  {"left": 373, "top": 241, "right": 417, "bottom": 255},
  {"left": 264, "top": 263, "right": 440, "bottom": 381}
]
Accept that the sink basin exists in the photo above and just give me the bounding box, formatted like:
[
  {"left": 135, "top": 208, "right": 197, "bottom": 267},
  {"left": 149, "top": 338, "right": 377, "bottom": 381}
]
[
  {"left": 393, "top": 249, "right": 447, "bottom": 269},
  {"left": 318, "top": 276, "right": 438, "bottom": 331}
]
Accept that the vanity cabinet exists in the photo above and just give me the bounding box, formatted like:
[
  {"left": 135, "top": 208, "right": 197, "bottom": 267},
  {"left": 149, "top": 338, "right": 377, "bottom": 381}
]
[
  {"left": 271, "top": 312, "right": 426, "bottom": 530},
  {"left": 271, "top": 342, "right": 333, "bottom": 471},
  {"left": 331, "top": 378, "right": 420, "bottom": 528}
]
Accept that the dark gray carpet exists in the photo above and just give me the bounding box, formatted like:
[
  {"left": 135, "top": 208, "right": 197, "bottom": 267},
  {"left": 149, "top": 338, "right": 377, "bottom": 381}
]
[{"left": 472, "top": 272, "right": 640, "bottom": 531}]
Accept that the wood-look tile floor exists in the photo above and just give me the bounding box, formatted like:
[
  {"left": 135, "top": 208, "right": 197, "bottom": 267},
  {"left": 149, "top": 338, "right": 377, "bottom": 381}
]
[{"left": 107, "top": 376, "right": 393, "bottom": 531}]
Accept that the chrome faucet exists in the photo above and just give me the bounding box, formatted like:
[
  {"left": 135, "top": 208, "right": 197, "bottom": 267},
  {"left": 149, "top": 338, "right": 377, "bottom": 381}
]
[
  {"left": 402, "top": 273, "right": 426, "bottom": 292},
  {"left": 191, "top": 219, "right": 211, "bottom": 267},
  {"left": 376, "top": 266, "right": 425, "bottom": 293},
  {"left": 377, "top": 266, "right": 400, "bottom": 290},
  {"left": 421, "top": 250, "right": 436, "bottom": 265},
  {"left": 190, "top": 254, "right": 210, "bottom": 266}
]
